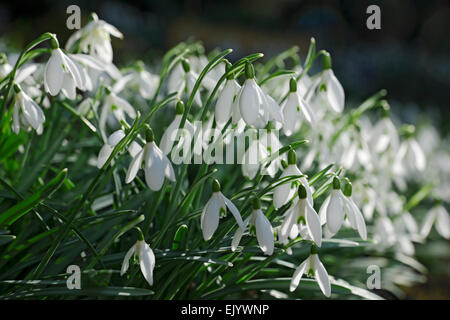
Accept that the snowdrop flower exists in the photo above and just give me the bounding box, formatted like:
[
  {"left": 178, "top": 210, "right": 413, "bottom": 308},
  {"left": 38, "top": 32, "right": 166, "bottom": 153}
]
[
  {"left": 237, "top": 62, "right": 284, "bottom": 128},
  {"left": 159, "top": 101, "right": 195, "bottom": 156},
  {"left": 99, "top": 87, "right": 137, "bottom": 136},
  {"left": 290, "top": 244, "right": 331, "bottom": 297},
  {"left": 282, "top": 77, "right": 315, "bottom": 136},
  {"left": 65, "top": 13, "right": 123, "bottom": 64},
  {"left": 393, "top": 125, "right": 426, "bottom": 175},
  {"left": 0, "top": 53, "right": 12, "bottom": 80},
  {"left": 241, "top": 123, "right": 284, "bottom": 179},
  {"left": 273, "top": 149, "right": 313, "bottom": 209},
  {"left": 97, "top": 129, "right": 142, "bottom": 168},
  {"left": 201, "top": 179, "right": 245, "bottom": 240},
  {"left": 44, "top": 37, "right": 86, "bottom": 98},
  {"left": 331, "top": 179, "right": 367, "bottom": 240},
  {"left": 167, "top": 59, "right": 202, "bottom": 107},
  {"left": 12, "top": 84, "right": 45, "bottom": 135},
  {"left": 420, "top": 200, "right": 450, "bottom": 240},
  {"left": 370, "top": 104, "right": 399, "bottom": 154},
  {"left": 232, "top": 198, "right": 274, "bottom": 255},
  {"left": 314, "top": 52, "right": 344, "bottom": 113},
  {"left": 125, "top": 127, "right": 176, "bottom": 191},
  {"left": 113, "top": 61, "right": 159, "bottom": 99},
  {"left": 319, "top": 177, "right": 346, "bottom": 236},
  {"left": 279, "top": 185, "right": 322, "bottom": 247},
  {"left": 121, "top": 227, "right": 155, "bottom": 286},
  {"left": 214, "top": 70, "right": 241, "bottom": 129}
]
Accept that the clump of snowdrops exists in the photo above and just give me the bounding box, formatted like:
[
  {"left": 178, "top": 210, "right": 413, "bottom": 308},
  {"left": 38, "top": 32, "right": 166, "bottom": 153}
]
[{"left": 0, "top": 13, "right": 448, "bottom": 300}]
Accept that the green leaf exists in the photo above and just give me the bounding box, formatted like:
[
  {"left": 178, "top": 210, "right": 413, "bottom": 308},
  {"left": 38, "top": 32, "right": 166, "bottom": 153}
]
[
  {"left": 1, "top": 286, "right": 154, "bottom": 299},
  {"left": 0, "top": 168, "right": 67, "bottom": 226}
]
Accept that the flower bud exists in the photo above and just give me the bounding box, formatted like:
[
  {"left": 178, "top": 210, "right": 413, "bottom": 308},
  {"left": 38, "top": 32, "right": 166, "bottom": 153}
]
[
  {"left": 322, "top": 51, "right": 332, "bottom": 70},
  {"left": 176, "top": 100, "right": 185, "bottom": 115},
  {"left": 298, "top": 184, "right": 307, "bottom": 199},
  {"left": 212, "top": 179, "right": 221, "bottom": 192},
  {"left": 310, "top": 244, "right": 319, "bottom": 254},
  {"left": 342, "top": 179, "right": 352, "bottom": 197},
  {"left": 181, "top": 59, "right": 190, "bottom": 73},
  {"left": 288, "top": 149, "right": 296, "bottom": 165},
  {"left": 332, "top": 177, "right": 341, "bottom": 190},
  {"left": 0, "top": 53, "right": 7, "bottom": 65},
  {"left": 289, "top": 77, "right": 297, "bottom": 93},
  {"left": 252, "top": 197, "right": 261, "bottom": 210},
  {"left": 145, "top": 126, "right": 155, "bottom": 143},
  {"left": 245, "top": 61, "right": 255, "bottom": 79}
]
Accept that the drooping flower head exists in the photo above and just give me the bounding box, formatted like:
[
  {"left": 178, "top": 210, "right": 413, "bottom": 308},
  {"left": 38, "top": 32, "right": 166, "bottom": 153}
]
[
  {"left": 200, "top": 179, "right": 245, "bottom": 241},
  {"left": 121, "top": 227, "right": 155, "bottom": 287},
  {"left": 125, "top": 126, "right": 176, "bottom": 191}
]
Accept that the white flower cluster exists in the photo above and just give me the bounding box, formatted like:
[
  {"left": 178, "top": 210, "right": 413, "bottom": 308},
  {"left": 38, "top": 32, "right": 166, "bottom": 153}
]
[{"left": 1, "top": 13, "right": 448, "bottom": 298}]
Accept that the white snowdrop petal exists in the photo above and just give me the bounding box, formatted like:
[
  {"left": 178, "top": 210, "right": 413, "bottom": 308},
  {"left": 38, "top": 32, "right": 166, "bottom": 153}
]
[
  {"left": 282, "top": 93, "right": 300, "bottom": 137},
  {"left": 160, "top": 115, "right": 182, "bottom": 155},
  {"left": 326, "top": 191, "right": 344, "bottom": 234},
  {"left": 305, "top": 203, "right": 322, "bottom": 247},
  {"left": 97, "top": 144, "right": 113, "bottom": 169},
  {"left": 125, "top": 148, "right": 144, "bottom": 183},
  {"left": 107, "top": 130, "right": 126, "bottom": 146},
  {"left": 319, "top": 195, "right": 330, "bottom": 226},
  {"left": 201, "top": 196, "right": 221, "bottom": 241},
  {"left": 239, "top": 79, "right": 260, "bottom": 125},
  {"left": 420, "top": 209, "right": 437, "bottom": 239},
  {"left": 163, "top": 154, "right": 176, "bottom": 182},
  {"left": 313, "top": 254, "right": 331, "bottom": 297},
  {"left": 409, "top": 139, "right": 426, "bottom": 172},
  {"left": 325, "top": 70, "right": 344, "bottom": 113},
  {"left": 290, "top": 259, "right": 308, "bottom": 292},
  {"left": 220, "top": 193, "right": 245, "bottom": 229},
  {"left": 215, "top": 80, "right": 238, "bottom": 129},
  {"left": 255, "top": 210, "right": 274, "bottom": 255},
  {"left": 139, "top": 242, "right": 155, "bottom": 286},
  {"left": 144, "top": 144, "right": 165, "bottom": 191},
  {"left": 45, "top": 50, "right": 64, "bottom": 96},
  {"left": 120, "top": 244, "right": 136, "bottom": 276},
  {"left": 349, "top": 198, "right": 367, "bottom": 240},
  {"left": 436, "top": 206, "right": 450, "bottom": 239}
]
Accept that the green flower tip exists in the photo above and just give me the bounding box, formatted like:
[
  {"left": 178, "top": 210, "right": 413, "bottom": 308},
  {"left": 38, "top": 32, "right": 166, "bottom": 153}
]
[
  {"left": 0, "top": 53, "right": 6, "bottom": 65},
  {"left": 50, "top": 36, "right": 59, "bottom": 50},
  {"left": 298, "top": 184, "right": 307, "bottom": 199},
  {"left": 433, "top": 197, "right": 442, "bottom": 206},
  {"left": 289, "top": 77, "right": 297, "bottom": 93},
  {"left": 88, "top": 12, "right": 99, "bottom": 22},
  {"left": 252, "top": 197, "right": 261, "bottom": 210},
  {"left": 135, "top": 60, "right": 145, "bottom": 72},
  {"left": 310, "top": 244, "right": 319, "bottom": 255},
  {"left": 401, "top": 124, "right": 415, "bottom": 138},
  {"left": 322, "top": 51, "right": 332, "bottom": 70},
  {"left": 176, "top": 100, "right": 185, "bottom": 115},
  {"left": 332, "top": 177, "right": 341, "bottom": 190},
  {"left": 135, "top": 227, "right": 145, "bottom": 241},
  {"left": 181, "top": 59, "right": 190, "bottom": 73},
  {"left": 343, "top": 179, "right": 352, "bottom": 197},
  {"left": 281, "top": 159, "right": 288, "bottom": 169},
  {"left": 287, "top": 149, "right": 296, "bottom": 165},
  {"left": 13, "top": 84, "right": 21, "bottom": 94},
  {"left": 104, "top": 86, "right": 112, "bottom": 95},
  {"left": 212, "top": 179, "right": 221, "bottom": 192},
  {"left": 266, "top": 121, "right": 275, "bottom": 131},
  {"left": 245, "top": 61, "right": 255, "bottom": 79},
  {"left": 145, "top": 126, "right": 155, "bottom": 142},
  {"left": 379, "top": 100, "right": 390, "bottom": 118}
]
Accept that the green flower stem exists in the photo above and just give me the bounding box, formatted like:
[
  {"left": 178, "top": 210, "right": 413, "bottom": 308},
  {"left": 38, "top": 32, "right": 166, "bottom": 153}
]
[{"left": 0, "top": 33, "right": 54, "bottom": 121}]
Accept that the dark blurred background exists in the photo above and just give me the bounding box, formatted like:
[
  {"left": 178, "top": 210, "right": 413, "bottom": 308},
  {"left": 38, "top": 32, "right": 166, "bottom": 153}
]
[
  {"left": 1, "top": 0, "right": 450, "bottom": 131},
  {"left": 0, "top": 0, "right": 449, "bottom": 299},
  {"left": 1, "top": 0, "right": 449, "bottom": 131}
]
